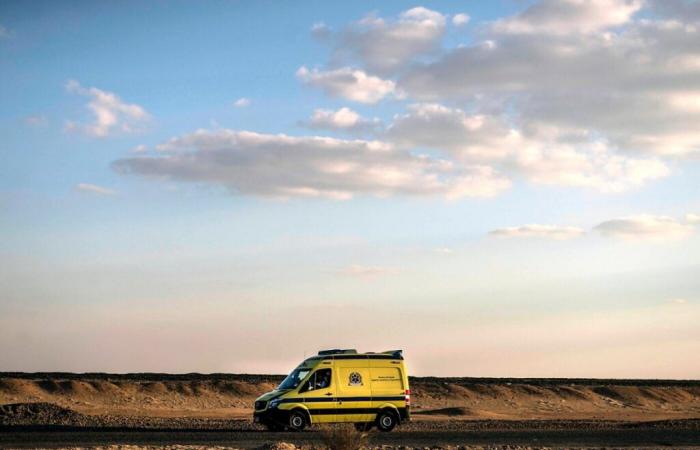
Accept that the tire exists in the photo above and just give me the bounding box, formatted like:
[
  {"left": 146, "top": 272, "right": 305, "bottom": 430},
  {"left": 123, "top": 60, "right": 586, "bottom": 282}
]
[
  {"left": 354, "top": 422, "right": 372, "bottom": 432},
  {"left": 288, "top": 410, "right": 308, "bottom": 431},
  {"left": 376, "top": 410, "right": 397, "bottom": 432}
]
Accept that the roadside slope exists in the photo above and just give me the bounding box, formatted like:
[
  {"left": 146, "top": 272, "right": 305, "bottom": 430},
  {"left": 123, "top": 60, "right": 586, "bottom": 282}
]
[{"left": 1, "top": 373, "right": 699, "bottom": 421}]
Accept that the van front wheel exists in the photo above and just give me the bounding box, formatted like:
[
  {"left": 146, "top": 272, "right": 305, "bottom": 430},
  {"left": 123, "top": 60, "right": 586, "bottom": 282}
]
[
  {"left": 376, "top": 410, "right": 397, "bottom": 432},
  {"left": 288, "top": 410, "right": 307, "bottom": 431}
]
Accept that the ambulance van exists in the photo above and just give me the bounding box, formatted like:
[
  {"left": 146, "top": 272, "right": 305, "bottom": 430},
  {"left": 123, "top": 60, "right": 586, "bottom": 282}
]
[{"left": 253, "top": 349, "right": 410, "bottom": 432}]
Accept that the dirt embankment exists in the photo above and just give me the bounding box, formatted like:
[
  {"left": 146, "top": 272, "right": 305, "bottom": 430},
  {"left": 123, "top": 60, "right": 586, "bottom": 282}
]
[{"left": 1, "top": 373, "right": 700, "bottom": 423}]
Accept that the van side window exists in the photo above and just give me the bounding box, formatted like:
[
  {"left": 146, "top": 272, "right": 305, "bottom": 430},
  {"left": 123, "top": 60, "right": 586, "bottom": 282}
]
[{"left": 300, "top": 368, "right": 332, "bottom": 392}]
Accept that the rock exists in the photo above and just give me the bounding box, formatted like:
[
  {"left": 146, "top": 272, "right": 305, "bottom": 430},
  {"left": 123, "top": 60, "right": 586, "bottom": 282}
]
[{"left": 256, "top": 442, "right": 299, "bottom": 450}]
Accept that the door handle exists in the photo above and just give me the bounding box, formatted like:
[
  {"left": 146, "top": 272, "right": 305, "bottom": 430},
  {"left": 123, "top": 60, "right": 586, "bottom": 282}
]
[{"left": 325, "top": 392, "right": 333, "bottom": 396}]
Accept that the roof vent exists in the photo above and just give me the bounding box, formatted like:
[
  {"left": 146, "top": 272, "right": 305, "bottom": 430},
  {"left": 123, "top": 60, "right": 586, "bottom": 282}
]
[{"left": 318, "top": 349, "right": 358, "bottom": 356}]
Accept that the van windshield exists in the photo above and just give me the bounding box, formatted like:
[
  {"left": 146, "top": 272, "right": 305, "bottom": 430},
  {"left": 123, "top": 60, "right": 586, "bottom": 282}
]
[{"left": 278, "top": 367, "right": 311, "bottom": 390}]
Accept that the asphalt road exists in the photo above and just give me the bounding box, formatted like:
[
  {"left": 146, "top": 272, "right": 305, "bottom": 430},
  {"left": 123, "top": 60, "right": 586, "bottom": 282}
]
[{"left": 2, "top": 427, "right": 700, "bottom": 448}]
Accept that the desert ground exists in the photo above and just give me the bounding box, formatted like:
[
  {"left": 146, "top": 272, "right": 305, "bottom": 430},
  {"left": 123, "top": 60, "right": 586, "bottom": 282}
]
[{"left": 2, "top": 373, "right": 700, "bottom": 449}]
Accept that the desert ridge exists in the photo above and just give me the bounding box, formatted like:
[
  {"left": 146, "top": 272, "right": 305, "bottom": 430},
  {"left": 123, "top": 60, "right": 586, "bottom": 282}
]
[{"left": 1, "top": 373, "right": 699, "bottom": 422}]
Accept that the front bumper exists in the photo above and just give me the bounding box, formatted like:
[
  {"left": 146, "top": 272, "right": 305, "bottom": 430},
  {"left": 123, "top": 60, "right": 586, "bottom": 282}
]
[{"left": 253, "top": 408, "right": 289, "bottom": 425}]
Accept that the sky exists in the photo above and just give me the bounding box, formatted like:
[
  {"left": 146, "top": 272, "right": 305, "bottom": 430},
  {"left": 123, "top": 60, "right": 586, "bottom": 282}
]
[{"left": 1, "top": 0, "right": 699, "bottom": 378}]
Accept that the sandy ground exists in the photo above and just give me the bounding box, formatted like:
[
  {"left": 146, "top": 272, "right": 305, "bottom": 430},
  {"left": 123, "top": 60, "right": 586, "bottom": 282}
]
[
  {"left": 2, "top": 373, "right": 700, "bottom": 449},
  {"left": 2, "top": 428, "right": 700, "bottom": 449},
  {"left": 2, "top": 373, "right": 700, "bottom": 422}
]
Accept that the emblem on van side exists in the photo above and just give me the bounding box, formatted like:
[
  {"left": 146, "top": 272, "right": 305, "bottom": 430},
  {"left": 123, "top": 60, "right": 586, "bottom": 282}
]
[{"left": 348, "top": 372, "right": 363, "bottom": 386}]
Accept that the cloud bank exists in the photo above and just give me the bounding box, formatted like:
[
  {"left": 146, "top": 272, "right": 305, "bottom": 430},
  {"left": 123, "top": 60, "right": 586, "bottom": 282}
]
[
  {"left": 113, "top": 1, "right": 700, "bottom": 201},
  {"left": 113, "top": 129, "right": 511, "bottom": 200},
  {"left": 490, "top": 224, "right": 586, "bottom": 240},
  {"left": 594, "top": 214, "right": 697, "bottom": 241},
  {"left": 493, "top": 214, "right": 699, "bottom": 241},
  {"left": 387, "top": 103, "right": 669, "bottom": 192},
  {"left": 491, "top": 0, "right": 642, "bottom": 35},
  {"left": 397, "top": 1, "right": 700, "bottom": 159}
]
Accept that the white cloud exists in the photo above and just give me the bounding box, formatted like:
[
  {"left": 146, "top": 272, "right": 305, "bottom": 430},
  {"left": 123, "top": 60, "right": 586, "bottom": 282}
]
[
  {"left": 130, "top": 144, "right": 148, "bottom": 153},
  {"left": 667, "top": 298, "right": 689, "bottom": 305},
  {"left": 489, "top": 224, "right": 586, "bottom": 240},
  {"left": 303, "top": 107, "right": 381, "bottom": 133},
  {"left": 512, "top": 128, "right": 670, "bottom": 193},
  {"left": 113, "top": 129, "right": 511, "bottom": 200},
  {"left": 233, "top": 98, "right": 251, "bottom": 107},
  {"left": 452, "top": 13, "right": 470, "bottom": 27},
  {"left": 24, "top": 115, "right": 47, "bottom": 127},
  {"left": 296, "top": 66, "right": 395, "bottom": 104},
  {"left": 311, "top": 22, "right": 331, "bottom": 39},
  {"left": 594, "top": 214, "right": 696, "bottom": 241},
  {"left": 75, "top": 183, "right": 117, "bottom": 196},
  {"left": 329, "top": 7, "right": 446, "bottom": 75},
  {"left": 110, "top": 2, "right": 700, "bottom": 200},
  {"left": 303, "top": 2, "right": 700, "bottom": 160},
  {"left": 686, "top": 213, "right": 700, "bottom": 224},
  {"left": 492, "top": 0, "right": 642, "bottom": 35},
  {"left": 492, "top": 213, "right": 699, "bottom": 241},
  {"left": 387, "top": 103, "right": 669, "bottom": 192},
  {"left": 339, "top": 264, "right": 397, "bottom": 278},
  {"left": 388, "top": 103, "right": 513, "bottom": 161},
  {"left": 398, "top": 4, "right": 700, "bottom": 158},
  {"left": 65, "top": 80, "right": 150, "bottom": 137}
]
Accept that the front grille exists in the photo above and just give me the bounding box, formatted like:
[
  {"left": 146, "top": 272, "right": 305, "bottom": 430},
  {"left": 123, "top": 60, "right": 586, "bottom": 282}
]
[{"left": 255, "top": 400, "right": 267, "bottom": 411}]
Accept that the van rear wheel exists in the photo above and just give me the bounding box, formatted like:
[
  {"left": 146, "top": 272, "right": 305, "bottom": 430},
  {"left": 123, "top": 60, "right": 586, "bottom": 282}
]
[
  {"left": 376, "top": 410, "right": 397, "bottom": 432},
  {"left": 288, "top": 410, "right": 307, "bottom": 431}
]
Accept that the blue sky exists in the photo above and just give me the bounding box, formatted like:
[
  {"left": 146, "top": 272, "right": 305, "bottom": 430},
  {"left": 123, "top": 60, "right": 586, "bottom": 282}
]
[{"left": 1, "top": 0, "right": 699, "bottom": 377}]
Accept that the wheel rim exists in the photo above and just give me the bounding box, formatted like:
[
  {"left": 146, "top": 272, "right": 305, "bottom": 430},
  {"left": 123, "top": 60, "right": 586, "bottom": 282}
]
[
  {"left": 292, "top": 415, "right": 303, "bottom": 427},
  {"left": 381, "top": 415, "right": 392, "bottom": 427}
]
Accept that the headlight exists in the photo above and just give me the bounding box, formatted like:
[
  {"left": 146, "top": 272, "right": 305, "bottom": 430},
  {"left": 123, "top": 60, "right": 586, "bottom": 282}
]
[{"left": 269, "top": 399, "right": 281, "bottom": 409}]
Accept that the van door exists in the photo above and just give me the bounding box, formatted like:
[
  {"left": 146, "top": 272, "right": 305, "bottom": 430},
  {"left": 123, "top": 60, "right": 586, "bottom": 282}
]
[
  {"left": 297, "top": 367, "right": 336, "bottom": 423},
  {"left": 335, "top": 359, "right": 372, "bottom": 423},
  {"left": 369, "top": 361, "right": 406, "bottom": 419}
]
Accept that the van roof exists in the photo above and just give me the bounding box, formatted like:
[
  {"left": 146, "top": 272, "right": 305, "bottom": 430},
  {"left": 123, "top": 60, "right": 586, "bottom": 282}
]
[{"left": 315, "top": 349, "right": 404, "bottom": 360}]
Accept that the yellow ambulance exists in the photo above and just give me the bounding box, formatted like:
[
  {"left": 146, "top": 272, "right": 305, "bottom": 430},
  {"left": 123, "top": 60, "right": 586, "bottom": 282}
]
[{"left": 253, "top": 349, "right": 410, "bottom": 432}]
